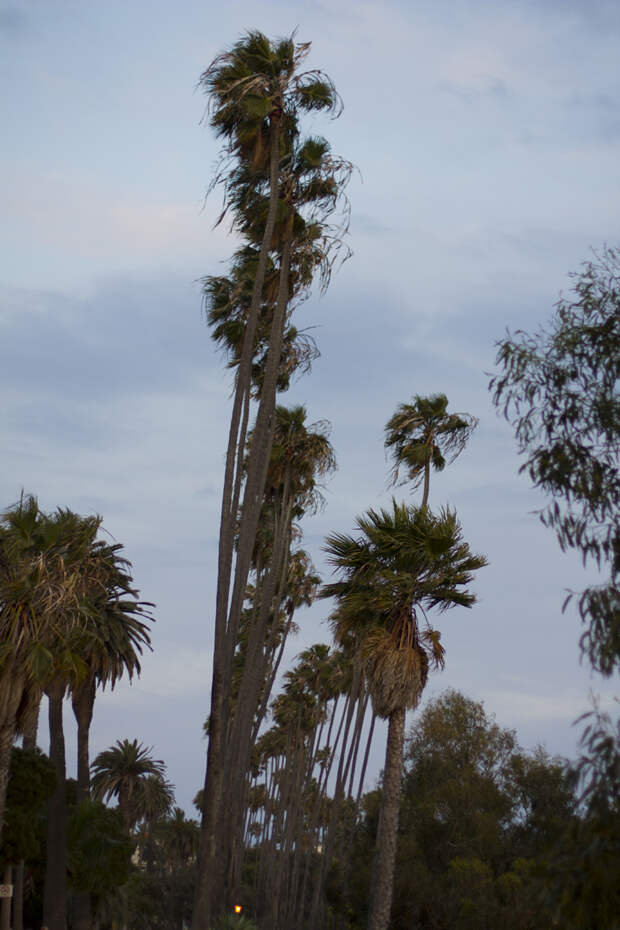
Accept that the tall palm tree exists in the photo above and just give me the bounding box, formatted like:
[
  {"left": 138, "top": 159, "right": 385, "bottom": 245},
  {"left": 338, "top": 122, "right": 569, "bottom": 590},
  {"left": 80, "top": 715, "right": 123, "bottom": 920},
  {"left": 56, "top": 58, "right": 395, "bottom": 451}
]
[
  {"left": 385, "top": 394, "right": 478, "bottom": 507},
  {"left": 322, "top": 501, "right": 487, "bottom": 930},
  {"left": 195, "top": 35, "right": 346, "bottom": 928}
]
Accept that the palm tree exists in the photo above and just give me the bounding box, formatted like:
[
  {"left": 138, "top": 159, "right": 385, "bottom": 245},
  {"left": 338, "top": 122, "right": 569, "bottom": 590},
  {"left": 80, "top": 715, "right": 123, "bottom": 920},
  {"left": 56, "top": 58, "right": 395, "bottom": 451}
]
[
  {"left": 70, "top": 545, "right": 153, "bottom": 930},
  {"left": 385, "top": 394, "right": 478, "bottom": 506},
  {"left": 322, "top": 501, "right": 487, "bottom": 930},
  {"left": 71, "top": 540, "right": 153, "bottom": 804},
  {"left": 91, "top": 739, "right": 171, "bottom": 832}
]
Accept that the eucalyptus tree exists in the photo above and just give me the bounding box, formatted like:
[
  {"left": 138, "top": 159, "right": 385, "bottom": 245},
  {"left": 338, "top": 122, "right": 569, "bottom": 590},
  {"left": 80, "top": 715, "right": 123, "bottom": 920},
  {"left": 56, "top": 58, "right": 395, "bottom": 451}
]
[
  {"left": 195, "top": 33, "right": 349, "bottom": 927},
  {"left": 489, "top": 246, "right": 620, "bottom": 675},
  {"left": 323, "top": 502, "right": 487, "bottom": 930}
]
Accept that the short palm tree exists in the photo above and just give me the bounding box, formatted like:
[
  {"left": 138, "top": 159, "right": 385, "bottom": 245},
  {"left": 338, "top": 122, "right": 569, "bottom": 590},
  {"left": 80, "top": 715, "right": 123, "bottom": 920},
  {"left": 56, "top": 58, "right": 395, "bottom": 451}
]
[
  {"left": 385, "top": 393, "right": 478, "bottom": 506},
  {"left": 71, "top": 540, "right": 154, "bottom": 802},
  {"left": 322, "top": 501, "right": 487, "bottom": 930},
  {"left": 91, "top": 738, "right": 170, "bottom": 833}
]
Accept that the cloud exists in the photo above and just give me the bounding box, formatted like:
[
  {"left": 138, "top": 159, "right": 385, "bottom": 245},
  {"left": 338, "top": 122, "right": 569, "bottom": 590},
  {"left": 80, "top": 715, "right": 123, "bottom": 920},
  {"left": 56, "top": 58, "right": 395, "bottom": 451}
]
[
  {"left": 434, "top": 75, "right": 510, "bottom": 104},
  {"left": 0, "top": 168, "right": 230, "bottom": 291},
  {"left": 0, "top": 6, "right": 27, "bottom": 35},
  {"left": 98, "top": 645, "right": 214, "bottom": 703}
]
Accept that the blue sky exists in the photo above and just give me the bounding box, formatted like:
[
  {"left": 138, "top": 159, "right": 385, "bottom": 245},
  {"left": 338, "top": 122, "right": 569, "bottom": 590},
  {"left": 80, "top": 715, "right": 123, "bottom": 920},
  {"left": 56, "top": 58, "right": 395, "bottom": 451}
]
[{"left": 2, "top": 0, "right": 619, "bottom": 813}]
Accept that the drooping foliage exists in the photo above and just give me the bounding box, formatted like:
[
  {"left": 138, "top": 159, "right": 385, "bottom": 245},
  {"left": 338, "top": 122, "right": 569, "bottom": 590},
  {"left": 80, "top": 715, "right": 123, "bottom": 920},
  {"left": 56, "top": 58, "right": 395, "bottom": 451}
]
[{"left": 490, "top": 245, "right": 620, "bottom": 675}]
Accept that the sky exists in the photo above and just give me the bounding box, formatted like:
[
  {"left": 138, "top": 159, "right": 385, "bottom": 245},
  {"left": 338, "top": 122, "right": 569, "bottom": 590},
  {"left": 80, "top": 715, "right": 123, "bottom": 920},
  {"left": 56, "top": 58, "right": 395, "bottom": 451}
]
[{"left": 2, "top": 0, "right": 619, "bottom": 815}]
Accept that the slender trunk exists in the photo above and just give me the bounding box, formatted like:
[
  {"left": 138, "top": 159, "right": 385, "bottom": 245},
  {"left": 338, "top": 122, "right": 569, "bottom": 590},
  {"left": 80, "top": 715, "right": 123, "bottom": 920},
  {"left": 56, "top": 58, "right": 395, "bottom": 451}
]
[
  {"left": 0, "top": 864, "right": 11, "bottom": 930},
  {"left": 13, "top": 860, "right": 24, "bottom": 930},
  {"left": 356, "top": 712, "right": 377, "bottom": 804},
  {"left": 0, "top": 722, "right": 15, "bottom": 842},
  {"left": 216, "top": 221, "right": 295, "bottom": 913},
  {"left": 71, "top": 677, "right": 95, "bottom": 802},
  {"left": 223, "top": 216, "right": 294, "bottom": 675},
  {"left": 192, "top": 110, "right": 282, "bottom": 930},
  {"left": 20, "top": 686, "right": 42, "bottom": 750},
  {"left": 43, "top": 680, "right": 67, "bottom": 930},
  {"left": 309, "top": 678, "right": 361, "bottom": 929},
  {"left": 421, "top": 462, "right": 430, "bottom": 509},
  {"left": 17, "top": 688, "right": 36, "bottom": 930},
  {"left": 367, "top": 707, "right": 405, "bottom": 930},
  {"left": 0, "top": 662, "right": 25, "bottom": 838},
  {"left": 71, "top": 677, "right": 96, "bottom": 930}
]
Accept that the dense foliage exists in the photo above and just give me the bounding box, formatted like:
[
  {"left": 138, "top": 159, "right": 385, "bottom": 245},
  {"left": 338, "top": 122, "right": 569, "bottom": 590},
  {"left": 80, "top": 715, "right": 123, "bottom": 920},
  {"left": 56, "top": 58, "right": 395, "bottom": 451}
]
[{"left": 341, "top": 691, "right": 575, "bottom": 930}]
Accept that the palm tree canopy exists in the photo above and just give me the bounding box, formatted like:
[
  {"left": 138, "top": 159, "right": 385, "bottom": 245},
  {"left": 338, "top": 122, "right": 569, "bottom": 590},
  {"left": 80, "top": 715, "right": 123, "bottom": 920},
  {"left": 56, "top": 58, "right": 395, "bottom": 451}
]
[
  {"left": 91, "top": 738, "right": 171, "bottom": 828},
  {"left": 321, "top": 501, "right": 487, "bottom": 717},
  {"left": 1, "top": 498, "right": 153, "bottom": 693},
  {"left": 385, "top": 393, "right": 478, "bottom": 494},
  {"left": 200, "top": 30, "right": 340, "bottom": 166}
]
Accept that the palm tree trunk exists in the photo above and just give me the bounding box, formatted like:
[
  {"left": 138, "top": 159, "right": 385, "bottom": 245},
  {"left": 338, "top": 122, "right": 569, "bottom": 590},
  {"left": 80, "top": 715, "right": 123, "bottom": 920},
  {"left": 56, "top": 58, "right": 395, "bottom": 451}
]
[
  {"left": 366, "top": 706, "right": 405, "bottom": 930},
  {"left": 0, "top": 662, "right": 25, "bottom": 839},
  {"left": 421, "top": 462, "right": 430, "bottom": 508},
  {"left": 215, "top": 221, "right": 295, "bottom": 913},
  {"left": 16, "top": 693, "right": 37, "bottom": 930},
  {"left": 13, "top": 860, "right": 24, "bottom": 930},
  {"left": 71, "top": 677, "right": 96, "bottom": 930},
  {"left": 192, "top": 109, "right": 283, "bottom": 930},
  {"left": 43, "top": 680, "right": 68, "bottom": 930},
  {"left": 0, "top": 864, "right": 11, "bottom": 930},
  {"left": 0, "top": 721, "right": 15, "bottom": 842},
  {"left": 72, "top": 677, "right": 95, "bottom": 802}
]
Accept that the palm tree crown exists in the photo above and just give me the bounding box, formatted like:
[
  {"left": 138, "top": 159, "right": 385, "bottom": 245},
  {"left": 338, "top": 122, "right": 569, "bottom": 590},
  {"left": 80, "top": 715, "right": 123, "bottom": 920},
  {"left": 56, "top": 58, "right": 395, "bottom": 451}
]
[
  {"left": 91, "top": 738, "right": 172, "bottom": 831},
  {"left": 322, "top": 500, "right": 487, "bottom": 718},
  {"left": 385, "top": 394, "right": 478, "bottom": 506}
]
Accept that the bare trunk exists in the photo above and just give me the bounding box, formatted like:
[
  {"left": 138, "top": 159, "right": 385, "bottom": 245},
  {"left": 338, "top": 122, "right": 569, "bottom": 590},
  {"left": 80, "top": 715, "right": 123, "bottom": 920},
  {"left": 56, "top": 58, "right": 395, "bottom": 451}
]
[
  {"left": 213, "top": 215, "right": 294, "bottom": 914},
  {"left": 0, "top": 864, "right": 11, "bottom": 930},
  {"left": 71, "top": 677, "right": 96, "bottom": 930},
  {"left": 367, "top": 706, "right": 405, "bottom": 930},
  {"left": 43, "top": 680, "right": 67, "bottom": 930},
  {"left": 421, "top": 462, "right": 430, "bottom": 509},
  {"left": 13, "top": 860, "right": 24, "bottom": 930},
  {"left": 0, "top": 662, "right": 24, "bottom": 838}
]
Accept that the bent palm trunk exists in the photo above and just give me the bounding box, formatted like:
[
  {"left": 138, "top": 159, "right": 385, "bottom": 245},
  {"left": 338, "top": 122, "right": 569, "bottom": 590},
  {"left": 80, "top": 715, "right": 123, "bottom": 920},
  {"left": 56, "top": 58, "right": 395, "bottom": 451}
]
[{"left": 193, "top": 109, "right": 283, "bottom": 930}]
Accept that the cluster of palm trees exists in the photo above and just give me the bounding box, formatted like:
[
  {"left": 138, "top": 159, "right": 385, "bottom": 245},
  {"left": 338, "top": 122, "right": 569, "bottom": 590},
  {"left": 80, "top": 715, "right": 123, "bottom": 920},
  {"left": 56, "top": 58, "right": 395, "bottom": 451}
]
[
  {"left": 219, "top": 394, "right": 486, "bottom": 930},
  {"left": 0, "top": 495, "right": 154, "bottom": 929},
  {"left": 189, "top": 30, "right": 488, "bottom": 930},
  {"left": 192, "top": 30, "right": 351, "bottom": 929}
]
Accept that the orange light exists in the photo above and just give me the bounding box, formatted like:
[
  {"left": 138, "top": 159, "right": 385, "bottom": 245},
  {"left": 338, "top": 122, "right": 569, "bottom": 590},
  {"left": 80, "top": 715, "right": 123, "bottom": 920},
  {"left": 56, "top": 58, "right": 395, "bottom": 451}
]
[{"left": 234, "top": 905, "right": 242, "bottom": 914}]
